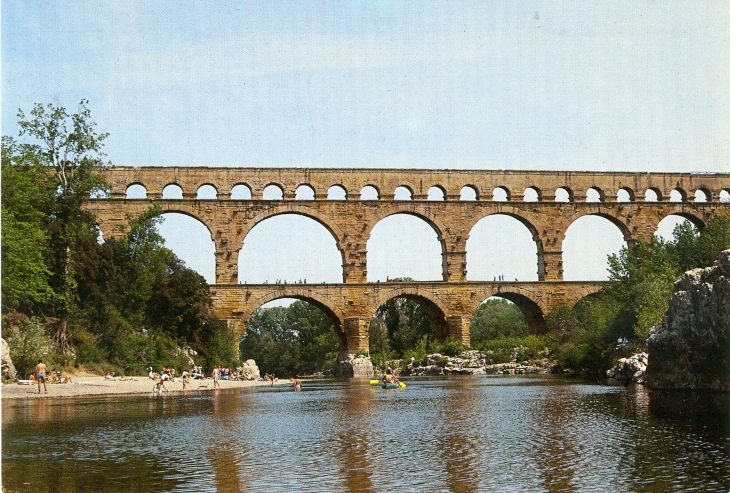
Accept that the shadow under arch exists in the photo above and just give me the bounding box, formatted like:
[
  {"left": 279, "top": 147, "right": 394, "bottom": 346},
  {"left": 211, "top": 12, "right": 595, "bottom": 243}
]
[
  {"left": 487, "top": 291, "right": 547, "bottom": 334},
  {"left": 370, "top": 287, "right": 450, "bottom": 342}
]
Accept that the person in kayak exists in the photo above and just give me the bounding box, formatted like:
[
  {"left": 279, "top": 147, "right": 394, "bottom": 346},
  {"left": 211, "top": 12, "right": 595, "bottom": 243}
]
[{"left": 382, "top": 367, "right": 398, "bottom": 385}]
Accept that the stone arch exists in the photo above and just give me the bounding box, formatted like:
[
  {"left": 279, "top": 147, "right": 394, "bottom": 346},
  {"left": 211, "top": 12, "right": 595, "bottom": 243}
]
[
  {"left": 563, "top": 213, "right": 630, "bottom": 280},
  {"left": 655, "top": 212, "right": 706, "bottom": 241},
  {"left": 327, "top": 185, "right": 347, "bottom": 200},
  {"left": 238, "top": 208, "right": 346, "bottom": 283},
  {"left": 394, "top": 185, "right": 413, "bottom": 200},
  {"left": 361, "top": 209, "right": 448, "bottom": 257},
  {"left": 126, "top": 183, "right": 147, "bottom": 199},
  {"left": 157, "top": 211, "right": 216, "bottom": 283},
  {"left": 460, "top": 185, "right": 478, "bottom": 201},
  {"left": 565, "top": 210, "right": 633, "bottom": 243},
  {"left": 162, "top": 183, "right": 184, "bottom": 199},
  {"left": 243, "top": 204, "right": 346, "bottom": 247},
  {"left": 693, "top": 187, "right": 710, "bottom": 202},
  {"left": 586, "top": 187, "right": 603, "bottom": 202},
  {"left": 427, "top": 185, "right": 446, "bottom": 201},
  {"left": 153, "top": 205, "right": 216, "bottom": 240},
  {"left": 492, "top": 186, "right": 510, "bottom": 202},
  {"left": 366, "top": 212, "right": 445, "bottom": 281},
  {"left": 240, "top": 292, "right": 345, "bottom": 327},
  {"left": 360, "top": 185, "right": 380, "bottom": 200},
  {"left": 564, "top": 285, "right": 604, "bottom": 308},
  {"left": 720, "top": 189, "right": 730, "bottom": 203},
  {"left": 617, "top": 187, "right": 634, "bottom": 202},
  {"left": 670, "top": 188, "right": 686, "bottom": 202},
  {"left": 196, "top": 183, "right": 218, "bottom": 199},
  {"left": 645, "top": 188, "right": 661, "bottom": 202},
  {"left": 263, "top": 183, "right": 284, "bottom": 200},
  {"left": 370, "top": 288, "right": 450, "bottom": 342},
  {"left": 466, "top": 212, "right": 541, "bottom": 281},
  {"left": 235, "top": 293, "right": 346, "bottom": 347},
  {"left": 479, "top": 291, "right": 547, "bottom": 334},
  {"left": 231, "top": 183, "right": 252, "bottom": 200},
  {"left": 524, "top": 186, "right": 540, "bottom": 202},
  {"left": 295, "top": 184, "right": 316, "bottom": 200},
  {"left": 555, "top": 187, "right": 572, "bottom": 202}
]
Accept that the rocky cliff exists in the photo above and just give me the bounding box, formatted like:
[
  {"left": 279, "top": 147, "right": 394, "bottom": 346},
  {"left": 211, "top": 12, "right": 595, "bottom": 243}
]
[
  {"left": 646, "top": 249, "right": 730, "bottom": 390},
  {"left": 2, "top": 338, "right": 17, "bottom": 380}
]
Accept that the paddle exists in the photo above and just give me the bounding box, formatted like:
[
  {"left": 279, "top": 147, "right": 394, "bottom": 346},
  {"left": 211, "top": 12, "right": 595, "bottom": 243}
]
[{"left": 370, "top": 378, "right": 406, "bottom": 388}]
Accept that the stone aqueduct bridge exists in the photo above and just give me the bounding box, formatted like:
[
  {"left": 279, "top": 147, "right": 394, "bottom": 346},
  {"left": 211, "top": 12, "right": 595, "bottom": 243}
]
[{"left": 86, "top": 167, "right": 730, "bottom": 355}]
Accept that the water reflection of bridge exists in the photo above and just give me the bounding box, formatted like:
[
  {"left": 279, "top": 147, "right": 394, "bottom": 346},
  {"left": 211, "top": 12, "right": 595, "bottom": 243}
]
[{"left": 86, "top": 167, "right": 730, "bottom": 354}]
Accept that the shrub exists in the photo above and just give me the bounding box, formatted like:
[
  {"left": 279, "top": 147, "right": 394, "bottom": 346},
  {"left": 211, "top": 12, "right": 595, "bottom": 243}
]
[
  {"left": 438, "top": 338, "right": 466, "bottom": 357},
  {"left": 5, "top": 317, "right": 55, "bottom": 378}
]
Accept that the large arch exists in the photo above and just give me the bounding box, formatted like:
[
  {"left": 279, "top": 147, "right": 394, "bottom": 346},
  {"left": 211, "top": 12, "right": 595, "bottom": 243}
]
[
  {"left": 562, "top": 214, "right": 628, "bottom": 281},
  {"left": 466, "top": 213, "right": 540, "bottom": 281},
  {"left": 369, "top": 289, "right": 450, "bottom": 343},
  {"left": 157, "top": 212, "right": 216, "bottom": 283},
  {"left": 487, "top": 292, "right": 546, "bottom": 334},
  {"left": 655, "top": 213, "right": 705, "bottom": 242},
  {"left": 238, "top": 294, "right": 347, "bottom": 352},
  {"left": 366, "top": 213, "right": 444, "bottom": 282},
  {"left": 238, "top": 213, "right": 344, "bottom": 284}
]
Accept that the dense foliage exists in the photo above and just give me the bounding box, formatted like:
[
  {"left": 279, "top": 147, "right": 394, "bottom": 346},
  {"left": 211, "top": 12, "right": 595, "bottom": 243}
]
[
  {"left": 546, "top": 216, "right": 730, "bottom": 373},
  {"left": 239, "top": 301, "right": 340, "bottom": 376},
  {"left": 2, "top": 102, "right": 234, "bottom": 376}
]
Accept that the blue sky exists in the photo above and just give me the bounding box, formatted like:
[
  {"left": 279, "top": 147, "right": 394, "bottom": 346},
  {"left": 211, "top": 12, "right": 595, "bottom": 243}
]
[{"left": 3, "top": 2, "right": 728, "bottom": 291}]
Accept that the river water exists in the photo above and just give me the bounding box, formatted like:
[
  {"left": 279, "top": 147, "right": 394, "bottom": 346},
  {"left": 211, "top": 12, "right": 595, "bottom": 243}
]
[{"left": 2, "top": 376, "right": 729, "bottom": 493}]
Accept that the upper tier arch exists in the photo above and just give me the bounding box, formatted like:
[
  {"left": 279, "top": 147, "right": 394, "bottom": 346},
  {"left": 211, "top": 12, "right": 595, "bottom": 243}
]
[{"left": 103, "top": 167, "right": 730, "bottom": 204}]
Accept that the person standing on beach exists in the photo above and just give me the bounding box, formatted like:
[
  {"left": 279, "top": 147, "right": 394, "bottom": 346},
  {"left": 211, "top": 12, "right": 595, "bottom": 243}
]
[
  {"left": 212, "top": 367, "right": 221, "bottom": 389},
  {"left": 35, "top": 359, "right": 48, "bottom": 394}
]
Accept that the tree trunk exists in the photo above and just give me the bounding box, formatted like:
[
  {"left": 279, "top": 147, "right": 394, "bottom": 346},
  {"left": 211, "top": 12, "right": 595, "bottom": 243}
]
[{"left": 55, "top": 311, "right": 71, "bottom": 354}]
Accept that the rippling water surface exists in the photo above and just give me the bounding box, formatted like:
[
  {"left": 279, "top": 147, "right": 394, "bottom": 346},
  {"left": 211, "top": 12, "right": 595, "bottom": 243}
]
[{"left": 3, "top": 376, "right": 729, "bottom": 492}]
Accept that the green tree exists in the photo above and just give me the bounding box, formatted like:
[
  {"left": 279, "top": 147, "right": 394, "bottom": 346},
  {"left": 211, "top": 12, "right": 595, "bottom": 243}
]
[
  {"left": 670, "top": 216, "right": 730, "bottom": 272},
  {"left": 15, "top": 101, "right": 109, "bottom": 353},
  {"left": 605, "top": 237, "right": 679, "bottom": 342},
  {"left": 239, "top": 301, "right": 339, "bottom": 376},
  {"left": 1, "top": 137, "right": 55, "bottom": 312},
  {"left": 470, "top": 298, "right": 529, "bottom": 347},
  {"left": 369, "top": 281, "right": 436, "bottom": 360}
]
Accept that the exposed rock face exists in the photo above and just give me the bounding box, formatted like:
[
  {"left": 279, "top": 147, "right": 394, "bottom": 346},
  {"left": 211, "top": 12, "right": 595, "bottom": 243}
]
[
  {"left": 335, "top": 354, "right": 374, "bottom": 378},
  {"left": 239, "top": 359, "right": 261, "bottom": 380},
  {"left": 646, "top": 249, "right": 730, "bottom": 390},
  {"left": 2, "top": 338, "right": 17, "bottom": 380},
  {"left": 404, "top": 350, "right": 554, "bottom": 376},
  {"left": 607, "top": 352, "right": 648, "bottom": 384}
]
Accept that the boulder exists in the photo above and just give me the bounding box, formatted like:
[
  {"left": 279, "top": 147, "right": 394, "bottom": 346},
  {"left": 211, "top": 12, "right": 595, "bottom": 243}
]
[
  {"left": 335, "top": 353, "right": 374, "bottom": 378},
  {"left": 239, "top": 359, "right": 260, "bottom": 380},
  {"left": 1, "top": 337, "right": 17, "bottom": 380},
  {"left": 646, "top": 249, "right": 730, "bottom": 390},
  {"left": 606, "top": 352, "right": 648, "bottom": 383}
]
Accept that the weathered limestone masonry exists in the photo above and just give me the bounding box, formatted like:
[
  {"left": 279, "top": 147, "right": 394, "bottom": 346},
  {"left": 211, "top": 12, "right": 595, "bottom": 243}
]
[{"left": 86, "top": 167, "right": 730, "bottom": 357}]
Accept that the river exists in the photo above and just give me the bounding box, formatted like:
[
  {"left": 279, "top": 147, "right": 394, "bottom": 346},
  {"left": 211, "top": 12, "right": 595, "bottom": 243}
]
[{"left": 2, "top": 375, "right": 729, "bottom": 492}]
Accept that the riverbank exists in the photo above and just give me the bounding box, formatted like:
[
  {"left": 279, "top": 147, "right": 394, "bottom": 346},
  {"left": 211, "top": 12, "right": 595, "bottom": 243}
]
[{"left": 1, "top": 374, "right": 290, "bottom": 399}]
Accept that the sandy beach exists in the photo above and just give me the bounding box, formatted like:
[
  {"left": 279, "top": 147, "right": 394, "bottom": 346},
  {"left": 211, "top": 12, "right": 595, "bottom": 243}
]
[{"left": 1, "top": 374, "right": 289, "bottom": 399}]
